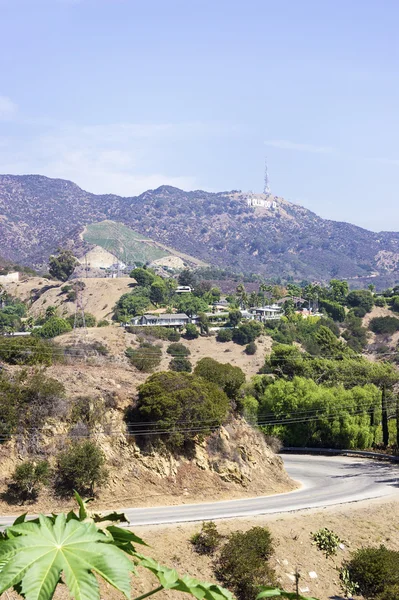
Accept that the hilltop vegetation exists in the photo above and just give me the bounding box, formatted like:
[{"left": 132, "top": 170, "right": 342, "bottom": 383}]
[{"left": 2, "top": 174, "right": 399, "bottom": 282}]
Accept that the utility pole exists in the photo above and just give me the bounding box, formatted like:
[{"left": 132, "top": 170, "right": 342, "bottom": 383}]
[
  {"left": 263, "top": 158, "right": 271, "bottom": 195},
  {"left": 73, "top": 282, "right": 87, "bottom": 338}
]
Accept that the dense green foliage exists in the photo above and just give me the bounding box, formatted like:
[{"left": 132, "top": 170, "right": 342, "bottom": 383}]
[
  {"left": 169, "top": 357, "right": 192, "bottom": 372},
  {"left": 185, "top": 323, "right": 199, "bottom": 339},
  {"left": 345, "top": 546, "right": 399, "bottom": 598},
  {"left": 191, "top": 522, "right": 223, "bottom": 555},
  {"left": 232, "top": 321, "right": 263, "bottom": 345},
  {"left": 6, "top": 460, "right": 50, "bottom": 502},
  {"left": 258, "top": 376, "right": 380, "bottom": 448},
  {"left": 216, "top": 328, "right": 233, "bottom": 342},
  {"left": 130, "top": 267, "right": 156, "bottom": 287},
  {"left": 215, "top": 527, "right": 276, "bottom": 600},
  {"left": 114, "top": 288, "right": 151, "bottom": 321},
  {"left": 346, "top": 289, "right": 374, "bottom": 313},
  {"left": 125, "top": 342, "right": 162, "bottom": 372},
  {"left": 369, "top": 316, "right": 399, "bottom": 334},
  {"left": 0, "top": 336, "right": 54, "bottom": 365},
  {"left": 35, "top": 316, "right": 72, "bottom": 338},
  {"left": 55, "top": 440, "right": 108, "bottom": 496},
  {"left": 48, "top": 248, "right": 78, "bottom": 281},
  {"left": 319, "top": 298, "right": 345, "bottom": 322},
  {"left": 194, "top": 357, "right": 245, "bottom": 400},
  {"left": 166, "top": 342, "right": 190, "bottom": 357},
  {"left": 136, "top": 371, "right": 230, "bottom": 446}
]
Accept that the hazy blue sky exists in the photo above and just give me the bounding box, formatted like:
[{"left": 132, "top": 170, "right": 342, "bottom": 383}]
[{"left": 1, "top": 0, "right": 398, "bottom": 231}]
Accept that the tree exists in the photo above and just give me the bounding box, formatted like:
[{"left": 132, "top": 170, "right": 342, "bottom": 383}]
[
  {"left": 6, "top": 460, "right": 50, "bottom": 503},
  {"left": 55, "top": 440, "right": 108, "bottom": 496},
  {"left": 136, "top": 371, "right": 230, "bottom": 447},
  {"left": 217, "top": 329, "right": 233, "bottom": 342},
  {"left": 346, "top": 290, "right": 374, "bottom": 313},
  {"left": 150, "top": 280, "right": 167, "bottom": 306},
  {"left": 178, "top": 268, "right": 197, "bottom": 287},
  {"left": 185, "top": 323, "right": 199, "bottom": 339},
  {"left": 166, "top": 342, "right": 190, "bottom": 357},
  {"left": 194, "top": 357, "right": 245, "bottom": 400},
  {"left": 214, "top": 527, "right": 276, "bottom": 600},
  {"left": 228, "top": 309, "right": 242, "bottom": 328},
  {"left": 35, "top": 316, "right": 72, "bottom": 338},
  {"left": 319, "top": 298, "right": 346, "bottom": 322},
  {"left": 114, "top": 289, "right": 151, "bottom": 321},
  {"left": 175, "top": 294, "right": 208, "bottom": 317},
  {"left": 328, "top": 279, "right": 348, "bottom": 303},
  {"left": 369, "top": 316, "right": 399, "bottom": 334},
  {"left": 232, "top": 321, "right": 263, "bottom": 345},
  {"left": 48, "top": 248, "right": 78, "bottom": 282},
  {"left": 130, "top": 267, "right": 156, "bottom": 287},
  {"left": 245, "top": 341, "right": 257, "bottom": 355}
]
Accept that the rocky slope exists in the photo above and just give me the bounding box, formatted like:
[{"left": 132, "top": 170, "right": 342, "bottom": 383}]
[{"left": 1, "top": 174, "right": 399, "bottom": 282}]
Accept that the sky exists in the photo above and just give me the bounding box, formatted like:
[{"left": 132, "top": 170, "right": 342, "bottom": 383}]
[{"left": 1, "top": 0, "right": 399, "bottom": 232}]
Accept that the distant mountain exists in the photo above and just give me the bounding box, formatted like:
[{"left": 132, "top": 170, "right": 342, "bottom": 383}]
[{"left": 1, "top": 173, "right": 399, "bottom": 284}]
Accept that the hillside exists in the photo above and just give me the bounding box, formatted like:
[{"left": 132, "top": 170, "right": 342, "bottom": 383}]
[{"left": 1, "top": 174, "right": 399, "bottom": 282}]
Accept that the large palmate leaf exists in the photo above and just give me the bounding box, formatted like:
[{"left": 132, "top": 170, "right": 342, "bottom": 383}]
[
  {"left": 139, "top": 556, "right": 234, "bottom": 600},
  {"left": 0, "top": 513, "right": 135, "bottom": 600},
  {"left": 257, "top": 587, "right": 319, "bottom": 600}
]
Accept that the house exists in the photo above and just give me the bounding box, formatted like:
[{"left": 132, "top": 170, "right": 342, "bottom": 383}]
[
  {"left": 176, "top": 286, "right": 193, "bottom": 294},
  {"left": 249, "top": 305, "right": 283, "bottom": 322},
  {"left": 212, "top": 299, "right": 230, "bottom": 312},
  {"left": 130, "top": 313, "right": 192, "bottom": 328}
]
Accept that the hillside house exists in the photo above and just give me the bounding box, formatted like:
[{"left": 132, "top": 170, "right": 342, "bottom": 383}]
[
  {"left": 130, "top": 313, "right": 192, "bottom": 328},
  {"left": 176, "top": 286, "right": 193, "bottom": 294},
  {"left": 249, "top": 305, "right": 283, "bottom": 322}
]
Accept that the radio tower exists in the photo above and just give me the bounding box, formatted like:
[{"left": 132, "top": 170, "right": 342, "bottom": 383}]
[{"left": 263, "top": 158, "right": 271, "bottom": 195}]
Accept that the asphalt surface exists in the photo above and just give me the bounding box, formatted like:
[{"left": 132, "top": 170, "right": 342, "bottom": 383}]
[{"left": 1, "top": 455, "right": 398, "bottom": 528}]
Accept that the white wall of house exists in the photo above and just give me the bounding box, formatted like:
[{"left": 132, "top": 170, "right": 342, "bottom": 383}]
[{"left": 0, "top": 272, "right": 19, "bottom": 283}]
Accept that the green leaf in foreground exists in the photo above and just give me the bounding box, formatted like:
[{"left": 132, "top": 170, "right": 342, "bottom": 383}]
[
  {"left": 257, "top": 587, "right": 319, "bottom": 600},
  {"left": 139, "top": 555, "right": 235, "bottom": 600},
  {"left": 0, "top": 513, "right": 135, "bottom": 600}
]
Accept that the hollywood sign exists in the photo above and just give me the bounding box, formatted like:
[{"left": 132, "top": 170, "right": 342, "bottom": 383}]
[{"left": 247, "top": 198, "right": 278, "bottom": 208}]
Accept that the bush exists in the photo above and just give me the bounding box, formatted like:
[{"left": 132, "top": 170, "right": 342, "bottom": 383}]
[
  {"left": 97, "top": 319, "right": 110, "bottom": 327},
  {"left": 125, "top": 342, "right": 162, "bottom": 372},
  {"left": 36, "top": 316, "right": 72, "bottom": 338},
  {"left": 194, "top": 357, "right": 245, "bottom": 400},
  {"left": 167, "top": 330, "right": 181, "bottom": 341},
  {"left": 191, "top": 522, "right": 222, "bottom": 555},
  {"left": 6, "top": 460, "right": 50, "bottom": 503},
  {"left": 345, "top": 546, "right": 399, "bottom": 598},
  {"left": 169, "top": 357, "right": 192, "bottom": 372},
  {"left": 136, "top": 371, "right": 230, "bottom": 447},
  {"left": 0, "top": 336, "right": 54, "bottom": 365},
  {"left": 55, "top": 441, "right": 108, "bottom": 496},
  {"left": 245, "top": 341, "right": 257, "bottom": 355},
  {"left": 374, "top": 296, "right": 387, "bottom": 307},
  {"left": 184, "top": 323, "right": 199, "bottom": 339},
  {"left": 352, "top": 306, "right": 367, "bottom": 318},
  {"left": 166, "top": 342, "right": 190, "bottom": 357},
  {"left": 216, "top": 329, "right": 233, "bottom": 342},
  {"left": 319, "top": 298, "right": 346, "bottom": 322},
  {"left": 311, "top": 528, "right": 342, "bottom": 557},
  {"left": 126, "top": 326, "right": 180, "bottom": 341},
  {"left": 369, "top": 316, "right": 399, "bottom": 335},
  {"left": 214, "top": 527, "right": 276, "bottom": 600},
  {"left": 232, "top": 321, "right": 262, "bottom": 345}
]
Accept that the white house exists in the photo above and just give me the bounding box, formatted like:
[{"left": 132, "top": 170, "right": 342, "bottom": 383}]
[
  {"left": 130, "top": 313, "right": 192, "bottom": 327},
  {"left": 249, "top": 305, "right": 283, "bottom": 322},
  {"left": 176, "top": 286, "right": 193, "bottom": 294}
]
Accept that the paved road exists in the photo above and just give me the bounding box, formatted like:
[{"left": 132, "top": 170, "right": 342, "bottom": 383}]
[{"left": 1, "top": 455, "right": 398, "bottom": 528}]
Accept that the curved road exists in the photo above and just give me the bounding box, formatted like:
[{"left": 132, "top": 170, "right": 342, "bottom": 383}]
[{"left": 1, "top": 455, "right": 398, "bottom": 528}]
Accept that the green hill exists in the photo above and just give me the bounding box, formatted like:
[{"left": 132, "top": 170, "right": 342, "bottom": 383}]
[{"left": 83, "top": 220, "right": 170, "bottom": 265}]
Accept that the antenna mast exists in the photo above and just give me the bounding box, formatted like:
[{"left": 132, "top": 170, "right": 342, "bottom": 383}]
[{"left": 263, "top": 158, "right": 271, "bottom": 195}]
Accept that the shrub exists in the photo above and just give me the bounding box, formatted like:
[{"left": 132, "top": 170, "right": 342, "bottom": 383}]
[
  {"left": 0, "top": 336, "right": 54, "bottom": 365},
  {"left": 136, "top": 371, "right": 230, "bottom": 447},
  {"left": 374, "top": 296, "right": 387, "bottom": 307},
  {"left": 369, "top": 316, "right": 399, "bottom": 335},
  {"left": 216, "top": 329, "right": 233, "bottom": 342},
  {"left": 352, "top": 306, "right": 367, "bottom": 318},
  {"left": 346, "top": 290, "right": 374, "bottom": 313},
  {"left": 166, "top": 342, "right": 190, "bottom": 357},
  {"left": 125, "top": 342, "right": 162, "bottom": 372},
  {"left": 126, "top": 326, "right": 180, "bottom": 341},
  {"left": 245, "top": 341, "right": 257, "bottom": 355},
  {"left": 311, "top": 528, "right": 342, "bottom": 557},
  {"left": 36, "top": 316, "right": 72, "bottom": 338},
  {"left": 345, "top": 545, "right": 399, "bottom": 598},
  {"left": 169, "top": 357, "right": 192, "bottom": 372},
  {"left": 319, "top": 298, "right": 346, "bottom": 322},
  {"left": 191, "top": 522, "right": 222, "bottom": 555},
  {"left": 232, "top": 321, "right": 263, "bottom": 345},
  {"left": 184, "top": 323, "right": 199, "bottom": 339},
  {"left": 194, "top": 357, "right": 245, "bottom": 400},
  {"left": 214, "top": 527, "right": 276, "bottom": 600},
  {"left": 97, "top": 319, "right": 110, "bottom": 327},
  {"left": 55, "top": 441, "right": 108, "bottom": 496},
  {"left": 375, "top": 585, "right": 399, "bottom": 600},
  {"left": 6, "top": 460, "right": 50, "bottom": 503},
  {"left": 167, "top": 330, "right": 181, "bottom": 341}
]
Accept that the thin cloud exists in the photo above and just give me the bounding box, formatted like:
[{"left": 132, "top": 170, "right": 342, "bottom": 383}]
[
  {"left": 264, "top": 139, "right": 333, "bottom": 154},
  {"left": 0, "top": 95, "right": 17, "bottom": 120}
]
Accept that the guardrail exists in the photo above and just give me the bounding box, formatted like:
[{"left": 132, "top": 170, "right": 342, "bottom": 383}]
[{"left": 281, "top": 447, "right": 399, "bottom": 463}]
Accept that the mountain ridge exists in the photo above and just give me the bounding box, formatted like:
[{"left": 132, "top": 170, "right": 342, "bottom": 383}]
[{"left": 1, "top": 173, "right": 399, "bottom": 283}]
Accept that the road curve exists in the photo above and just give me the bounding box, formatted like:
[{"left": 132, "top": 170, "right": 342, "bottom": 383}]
[{"left": 1, "top": 455, "right": 398, "bottom": 528}]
